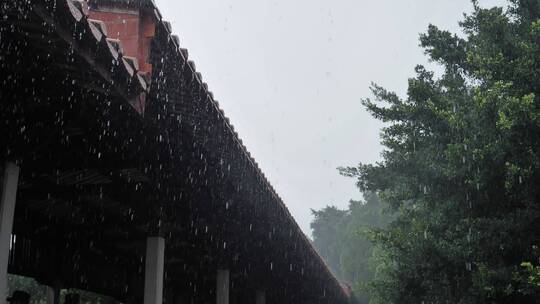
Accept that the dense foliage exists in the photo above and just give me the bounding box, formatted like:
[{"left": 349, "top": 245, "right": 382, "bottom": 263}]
[
  {"left": 337, "top": 1, "right": 540, "bottom": 303},
  {"left": 8, "top": 275, "right": 47, "bottom": 304},
  {"left": 7, "top": 275, "right": 114, "bottom": 304},
  {"left": 311, "top": 193, "right": 391, "bottom": 304}
]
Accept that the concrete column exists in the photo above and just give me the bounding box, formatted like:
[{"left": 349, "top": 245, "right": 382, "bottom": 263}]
[
  {"left": 0, "top": 162, "right": 19, "bottom": 302},
  {"left": 215, "top": 269, "right": 229, "bottom": 304},
  {"left": 255, "top": 290, "right": 265, "bottom": 304},
  {"left": 144, "top": 237, "right": 165, "bottom": 304},
  {"left": 46, "top": 286, "right": 55, "bottom": 304}
]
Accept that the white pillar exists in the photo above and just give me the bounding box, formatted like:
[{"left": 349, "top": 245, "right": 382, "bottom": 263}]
[
  {"left": 216, "top": 269, "right": 229, "bottom": 304},
  {"left": 256, "top": 290, "right": 265, "bottom": 304},
  {"left": 0, "top": 162, "right": 19, "bottom": 303},
  {"left": 144, "top": 237, "right": 165, "bottom": 304},
  {"left": 46, "top": 287, "right": 55, "bottom": 304}
]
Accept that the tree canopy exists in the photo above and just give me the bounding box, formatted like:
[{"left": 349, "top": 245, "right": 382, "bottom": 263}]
[
  {"left": 333, "top": 1, "right": 540, "bottom": 303},
  {"left": 311, "top": 193, "right": 391, "bottom": 304}
]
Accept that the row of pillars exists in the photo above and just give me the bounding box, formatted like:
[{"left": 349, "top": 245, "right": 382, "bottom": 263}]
[
  {"left": 145, "top": 238, "right": 266, "bottom": 304},
  {"left": 0, "top": 162, "right": 266, "bottom": 304}
]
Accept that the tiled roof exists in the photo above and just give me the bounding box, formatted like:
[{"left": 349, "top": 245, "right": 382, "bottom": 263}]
[{"left": 40, "top": 0, "right": 150, "bottom": 113}]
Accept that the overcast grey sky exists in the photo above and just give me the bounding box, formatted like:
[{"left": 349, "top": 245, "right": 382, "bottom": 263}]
[{"left": 154, "top": 0, "right": 506, "bottom": 236}]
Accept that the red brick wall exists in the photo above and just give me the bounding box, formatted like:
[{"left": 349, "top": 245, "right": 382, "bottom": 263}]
[{"left": 88, "top": 8, "right": 154, "bottom": 75}]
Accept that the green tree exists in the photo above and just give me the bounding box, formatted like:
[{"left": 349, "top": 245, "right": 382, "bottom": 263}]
[
  {"left": 8, "top": 275, "right": 47, "bottom": 304},
  {"left": 341, "top": 1, "right": 540, "bottom": 303},
  {"left": 7, "top": 275, "right": 116, "bottom": 304},
  {"left": 311, "top": 193, "right": 391, "bottom": 304},
  {"left": 311, "top": 206, "right": 348, "bottom": 277}
]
